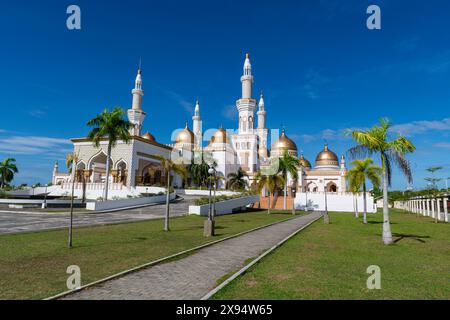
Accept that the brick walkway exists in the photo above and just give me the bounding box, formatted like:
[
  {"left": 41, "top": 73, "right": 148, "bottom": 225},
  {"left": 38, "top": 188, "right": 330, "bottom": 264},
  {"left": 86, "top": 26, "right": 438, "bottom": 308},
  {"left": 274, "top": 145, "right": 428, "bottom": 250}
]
[{"left": 62, "top": 211, "right": 322, "bottom": 300}]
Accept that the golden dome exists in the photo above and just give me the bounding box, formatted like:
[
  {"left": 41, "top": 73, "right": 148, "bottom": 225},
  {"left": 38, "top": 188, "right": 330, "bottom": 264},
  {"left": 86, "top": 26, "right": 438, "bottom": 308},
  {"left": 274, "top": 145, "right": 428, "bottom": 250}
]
[
  {"left": 315, "top": 144, "right": 339, "bottom": 167},
  {"left": 300, "top": 155, "right": 312, "bottom": 169},
  {"left": 142, "top": 132, "right": 156, "bottom": 141},
  {"left": 175, "top": 123, "right": 194, "bottom": 144},
  {"left": 271, "top": 129, "right": 298, "bottom": 153},
  {"left": 213, "top": 127, "right": 227, "bottom": 144}
]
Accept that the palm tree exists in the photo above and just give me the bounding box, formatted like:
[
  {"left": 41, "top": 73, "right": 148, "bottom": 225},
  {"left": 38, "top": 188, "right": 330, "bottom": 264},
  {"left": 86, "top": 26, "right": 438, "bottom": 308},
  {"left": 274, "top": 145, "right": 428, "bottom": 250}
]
[
  {"left": 256, "top": 171, "right": 285, "bottom": 214},
  {"left": 346, "top": 158, "right": 382, "bottom": 224},
  {"left": 347, "top": 118, "right": 415, "bottom": 244},
  {"left": 227, "top": 168, "right": 249, "bottom": 191},
  {"left": 87, "top": 107, "right": 133, "bottom": 201},
  {"left": 153, "top": 155, "right": 188, "bottom": 231},
  {"left": 189, "top": 161, "right": 210, "bottom": 188},
  {"left": 0, "top": 158, "right": 18, "bottom": 189},
  {"left": 349, "top": 184, "right": 360, "bottom": 218},
  {"left": 278, "top": 151, "right": 300, "bottom": 210}
]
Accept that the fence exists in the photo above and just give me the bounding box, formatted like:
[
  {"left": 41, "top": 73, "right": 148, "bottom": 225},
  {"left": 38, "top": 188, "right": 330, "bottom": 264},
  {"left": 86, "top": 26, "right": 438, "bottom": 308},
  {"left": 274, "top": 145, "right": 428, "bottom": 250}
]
[{"left": 393, "top": 195, "right": 449, "bottom": 222}]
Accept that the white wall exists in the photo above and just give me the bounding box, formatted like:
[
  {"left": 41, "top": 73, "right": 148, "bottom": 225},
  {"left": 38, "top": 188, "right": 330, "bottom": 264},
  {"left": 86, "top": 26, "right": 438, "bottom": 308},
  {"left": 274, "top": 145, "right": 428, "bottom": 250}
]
[
  {"left": 86, "top": 193, "right": 176, "bottom": 211},
  {"left": 189, "top": 195, "right": 260, "bottom": 216},
  {"left": 176, "top": 189, "right": 239, "bottom": 196},
  {"left": 294, "top": 192, "right": 376, "bottom": 213}
]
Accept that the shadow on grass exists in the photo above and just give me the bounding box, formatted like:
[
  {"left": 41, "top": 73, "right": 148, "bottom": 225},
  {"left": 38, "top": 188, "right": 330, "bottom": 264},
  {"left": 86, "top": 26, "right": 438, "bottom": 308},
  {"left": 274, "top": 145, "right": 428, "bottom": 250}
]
[
  {"left": 393, "top": 233, "right": 430, "bottom": 243},
  {"left": 366, "top": 221, "right": 397, "bottom": 225}
]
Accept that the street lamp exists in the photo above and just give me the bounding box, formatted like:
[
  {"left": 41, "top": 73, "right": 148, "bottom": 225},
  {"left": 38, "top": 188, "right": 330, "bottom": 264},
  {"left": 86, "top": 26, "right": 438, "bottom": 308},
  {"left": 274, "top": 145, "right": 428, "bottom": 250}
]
[
  {"left": 42, "top": 184, "right": 48, "bottom": 209},
  {"left": 323, "top": 186, "right": 330, "bottom": 224},
  {"left": 291, "top": 181, "right": 296, "bottom": 215},
  {"left": 204, "top": 166, "right": 215, "bottom": 237}
]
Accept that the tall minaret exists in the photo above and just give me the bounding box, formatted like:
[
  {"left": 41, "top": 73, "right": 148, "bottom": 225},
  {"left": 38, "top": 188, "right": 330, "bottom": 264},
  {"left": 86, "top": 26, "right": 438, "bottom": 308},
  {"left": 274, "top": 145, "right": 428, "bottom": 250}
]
[
  {"left": 256, "top": 92, "right": 268, "bottom": 159},
  {"left": 192, "top": 97, "right": 202, "bottom": 150},
  {"left": 127, "top": 67, "right": 146, "bottom": 136},
  {"left": 236, "top": 53, "right": 257, "bottom": 134},
  {"left": 234, "top": 53, "right": 258, "bottom": 174},
  {"left": 52, "top": 161, "right": 59, "bottom": 185}
]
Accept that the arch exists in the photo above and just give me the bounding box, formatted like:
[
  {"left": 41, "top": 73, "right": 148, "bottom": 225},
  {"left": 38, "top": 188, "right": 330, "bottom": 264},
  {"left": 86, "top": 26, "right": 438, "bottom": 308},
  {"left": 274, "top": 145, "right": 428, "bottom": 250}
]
[
  {"left": 87, "top": 150, "right": 113, "bottom": 183},
  {"left": 307, "top": 182, "right": 318, "bottom": 193},
  {"left": 326, "top": 181, "right": 338, "bottom": 193},
  {"left": 141, "top": 162, "right": 164, "bottom": 186},
  {"left": 87, "top": 150, "right": 112, "bottom": 170},
  {"left": 114, "top": 158, "right": 128, "bottom": 170},
  {"left": 115, "top": 159, "right": 128, "bottom": 185}
]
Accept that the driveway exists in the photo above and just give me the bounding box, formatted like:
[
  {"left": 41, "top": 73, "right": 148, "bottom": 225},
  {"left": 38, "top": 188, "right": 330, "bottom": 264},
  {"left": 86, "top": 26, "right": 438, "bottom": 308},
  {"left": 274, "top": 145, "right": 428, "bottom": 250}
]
[{"left": 0, "top": 195, "right": 201, "bottom": 235}]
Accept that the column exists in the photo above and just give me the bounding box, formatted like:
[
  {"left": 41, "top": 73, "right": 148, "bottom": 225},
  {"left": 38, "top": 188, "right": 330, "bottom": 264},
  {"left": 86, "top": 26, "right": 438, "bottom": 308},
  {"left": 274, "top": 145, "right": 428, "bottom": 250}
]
[
  {"left": 425, "top": 198, "right": 429, "bottom": 216},
  {"left": 431, "top": 198, "right": 436, "bottom": 219},
  {"left": 444, "top": 197, "right": 449, "bottom": 222},
  {"left": 436, "top": 198, "right": 442, "bottom": 221}
]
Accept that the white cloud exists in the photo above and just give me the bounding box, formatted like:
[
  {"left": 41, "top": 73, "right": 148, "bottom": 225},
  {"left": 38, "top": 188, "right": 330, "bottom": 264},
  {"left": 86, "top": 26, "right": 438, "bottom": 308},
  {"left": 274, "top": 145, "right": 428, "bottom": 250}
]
[
  {"left": 28, "top": 108, "right": 48, "bottom": 118},
  {"left": 0, "top": 136, "right": 72, "bottom": 155},
  {"left": 298, "top": 128, "right": 351, "bottom": 143},
  {"left": 301, "top": 69, "right": 330, "bottom": 100},
  {"left": 390, "top": 118, "right": 450, "bottom": 136},
  {"left": 165, "top": 90, "right": 194, "bottom": 114},
  {"left": 434, "top": 142, "right": 450, "bottom": 149}
]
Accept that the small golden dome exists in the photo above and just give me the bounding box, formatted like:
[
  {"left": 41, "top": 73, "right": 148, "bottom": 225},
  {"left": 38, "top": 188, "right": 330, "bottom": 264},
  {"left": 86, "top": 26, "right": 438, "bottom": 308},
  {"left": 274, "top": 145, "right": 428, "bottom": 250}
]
[
  {"left": 271, "top": 129, "right": 298, "bottom": 153},
  {"left": 142, "top": 132, "right": 156, "bottom": 141},
  {"left": 300, "top": 155, "right": 311, "bottom": 169},
  {"left": 175, "top": 123, "right": 194, "bottom": 144},
  {"left": 315, "top": 144, "right": 339, "bottom": 167},
  {"left": 213, "top": 127, "right": 227, "bottom": 144}
]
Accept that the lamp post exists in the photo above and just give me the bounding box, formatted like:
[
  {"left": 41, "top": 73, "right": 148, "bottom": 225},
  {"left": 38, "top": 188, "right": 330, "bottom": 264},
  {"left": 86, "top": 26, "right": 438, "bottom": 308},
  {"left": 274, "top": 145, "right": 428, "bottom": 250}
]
[
  {"left": 291, "top": 182, "right": 296, "bottom": 215},
  {"left": 204, "top": 166, "right": 215, "bottom": 237},
  {"left": 42, "top": 184, "right": 48, "bottom": 209},
  {"left": 323, "top": 186, "right": 330, "bottom": 224}
]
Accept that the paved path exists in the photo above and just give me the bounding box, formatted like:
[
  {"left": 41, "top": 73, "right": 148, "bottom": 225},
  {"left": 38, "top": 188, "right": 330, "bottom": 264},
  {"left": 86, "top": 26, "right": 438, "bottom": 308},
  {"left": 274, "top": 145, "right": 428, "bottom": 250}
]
[
  {"left": 0, "top": 196, "right": 200, "bottom": 235},
  {"left": 62, "top": 211, "right": 322, "bottom": 300}
]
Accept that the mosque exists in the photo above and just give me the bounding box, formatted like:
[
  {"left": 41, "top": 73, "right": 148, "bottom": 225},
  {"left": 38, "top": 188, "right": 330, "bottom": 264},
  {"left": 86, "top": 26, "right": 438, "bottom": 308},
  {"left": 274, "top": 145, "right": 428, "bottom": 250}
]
[{"left": 52, "top": 54, "right": 347, "bottom": 197}]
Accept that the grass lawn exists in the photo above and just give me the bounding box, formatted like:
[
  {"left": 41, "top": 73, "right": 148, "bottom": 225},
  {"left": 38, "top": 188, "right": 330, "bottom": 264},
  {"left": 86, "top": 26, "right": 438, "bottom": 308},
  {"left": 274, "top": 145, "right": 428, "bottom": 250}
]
[
  {"left": 213, "top": 209, "right": 450, "bottom": 300},
  {"left": 0, "top": 210, "right": 298, "bottom": 300}
]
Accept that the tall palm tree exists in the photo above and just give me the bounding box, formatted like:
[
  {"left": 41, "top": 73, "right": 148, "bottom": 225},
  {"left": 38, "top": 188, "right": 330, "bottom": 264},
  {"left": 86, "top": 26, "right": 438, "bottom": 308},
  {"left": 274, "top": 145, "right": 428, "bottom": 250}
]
[
  {"left": 0, "top": 158, "right": 18, "bottom": 189},
  {"left": 153, "top": 155, "right": 188, "bottom": 231},
  {"left": 227, "top": 168, "right": 249, "bottom": 191},
  {"left": 87, "top": 107, "right": 133, "bottom": 201},
  {"left": 256, "top": 171, "right": 285, "bottom": 214},
  {"left": 349, "top": 184, "right": 360, "bottom": 218},
  {"left": 347, "top": 118, "right": 415, "bottom": 244},
  {"left": 346, "top": 158, "right": 382, "bottom": 224},
  {"left": 278, "top": 151, "right": 300, "bottom": 210}
]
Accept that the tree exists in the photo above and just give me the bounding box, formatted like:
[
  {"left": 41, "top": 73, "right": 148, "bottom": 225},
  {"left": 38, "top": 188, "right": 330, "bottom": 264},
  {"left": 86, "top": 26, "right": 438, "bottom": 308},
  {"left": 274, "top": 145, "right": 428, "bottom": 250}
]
[
  {"left": 346, "top": 158, "right": 382, "bottom": 224},
  {"left": 278, "top": 151, "right": 300, "bottom": 210},
  {"left": 227, "top": 168, "right": 249, "bottom": 191},
  {"left": 87, "top": 107, "right": 133, "bottom": 201},
  {"left": 189, "top": 161, "right": 210, "bottom": 188},
  {"left": 349, "top": 184, "right": 360, "bottom": 218},
  {"left": 425, "top": 166, "right": 443, "bottom": 190},
  {"left": 347, "top": 118, "right": 415, "bottom": 245},
  {"left": 0, "top": 158, "right": 18, "bottom": 189},
  {"left": 153, "top": 155, "right": 188, "bottom": 231},
  {"left": 255, "top": 171, "right": 285, "bottom": 214},
  {"left": 66, "top": 153, "right": 76, "bottom": 172}
]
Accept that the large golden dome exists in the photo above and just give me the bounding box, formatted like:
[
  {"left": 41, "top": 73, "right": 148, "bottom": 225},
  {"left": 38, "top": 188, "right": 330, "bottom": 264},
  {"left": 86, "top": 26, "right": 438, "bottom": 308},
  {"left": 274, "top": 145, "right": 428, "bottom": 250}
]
[
  {"left": 271, "top": 129, "right": 298, "bottom": 153},
  {"left": 142, "top": 132, "right": 156, "bottom": 141},
  {"left": 315, "top": 144, "right": 339, "bottom": 167},
  {"left": 175, "top": 123, "right": 194, "bottom": 144},
  {"left": 300, "top": 154, "right": 312, "bottom": 169},
  {"left": 212, "top": 127, "right": 227, "bottom": 144}
]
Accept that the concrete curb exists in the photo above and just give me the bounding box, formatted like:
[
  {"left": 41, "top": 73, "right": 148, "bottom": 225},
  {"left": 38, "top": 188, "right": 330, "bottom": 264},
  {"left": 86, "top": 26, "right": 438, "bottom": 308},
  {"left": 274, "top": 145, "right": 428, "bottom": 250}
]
[
  {"left": 44, "top": 213, "right": 303, "bottom": 300},
  {"left": 201, "top": 212, "right": 323, "bottom": 300}
]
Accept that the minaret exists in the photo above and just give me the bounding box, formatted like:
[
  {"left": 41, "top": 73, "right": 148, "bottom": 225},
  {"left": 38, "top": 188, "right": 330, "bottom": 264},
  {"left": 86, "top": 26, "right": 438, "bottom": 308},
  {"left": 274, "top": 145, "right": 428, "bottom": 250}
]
[
  {"left": 192, "top": 97, "right": 202, "bottom": 150},
  {"left": 257, "top": 91, "right": 266, "bottom": 129},
  {"left": 127, "top": 67, "right": 146, "bottom": 136},
  {"left": 52, "top": 161, "right": 59, "bottom": 185},
  {"left": 340, "top": 154, "right": 347, "bottom": 192},
  {"left": 236, "top": 53, "right": 257, "bottom": 134},
  {"left": 234, "top": 53, "right": 258, "bottom": 175},
  {"left": 256, "top": 92, "right": 268, "bottom": 159}
]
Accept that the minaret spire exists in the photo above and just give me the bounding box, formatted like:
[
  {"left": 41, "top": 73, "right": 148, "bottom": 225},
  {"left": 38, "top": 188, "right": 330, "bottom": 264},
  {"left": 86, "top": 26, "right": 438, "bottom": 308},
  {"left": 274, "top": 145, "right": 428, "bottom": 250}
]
[
  {"left": 127, "top": 66, "right": 146, "bottom": 136},
  {"left": 192, "top": 97, "right": 202, "bottom": 150}
]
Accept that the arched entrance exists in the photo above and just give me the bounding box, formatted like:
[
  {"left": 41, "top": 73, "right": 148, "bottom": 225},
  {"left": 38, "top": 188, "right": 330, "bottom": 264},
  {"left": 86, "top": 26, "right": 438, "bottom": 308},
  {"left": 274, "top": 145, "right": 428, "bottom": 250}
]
[
  {"left": 307, "top": 182, "right": 318, "bottom": 192},
  {"left": 326, "top": 181, "right": 338, "bottom": 192},
  {"left": 88, "top": 152, "right": 112, "bottom": 183}
]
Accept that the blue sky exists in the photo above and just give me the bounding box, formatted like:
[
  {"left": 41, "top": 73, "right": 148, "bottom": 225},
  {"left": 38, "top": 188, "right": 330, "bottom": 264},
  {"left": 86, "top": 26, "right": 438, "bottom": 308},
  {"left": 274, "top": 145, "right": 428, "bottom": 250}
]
[{"left": 0, "top": 0, "right": 449, "bottom": 189}]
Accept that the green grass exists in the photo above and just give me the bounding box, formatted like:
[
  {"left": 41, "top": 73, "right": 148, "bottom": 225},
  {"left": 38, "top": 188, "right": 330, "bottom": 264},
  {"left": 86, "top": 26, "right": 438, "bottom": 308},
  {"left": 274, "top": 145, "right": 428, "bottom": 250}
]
[
  {"left": 0, "top": 210, "right": 300, "bottom": 300},
  {"left": 212, "top": 210, "right": 450, "bottom": 300}
]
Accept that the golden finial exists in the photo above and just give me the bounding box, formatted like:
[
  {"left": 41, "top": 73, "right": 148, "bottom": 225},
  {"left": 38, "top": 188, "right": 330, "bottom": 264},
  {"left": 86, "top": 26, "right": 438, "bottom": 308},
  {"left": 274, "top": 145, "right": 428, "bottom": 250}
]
[{"left": 246, "top": 53, "right": 250, "bottom": 59}]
